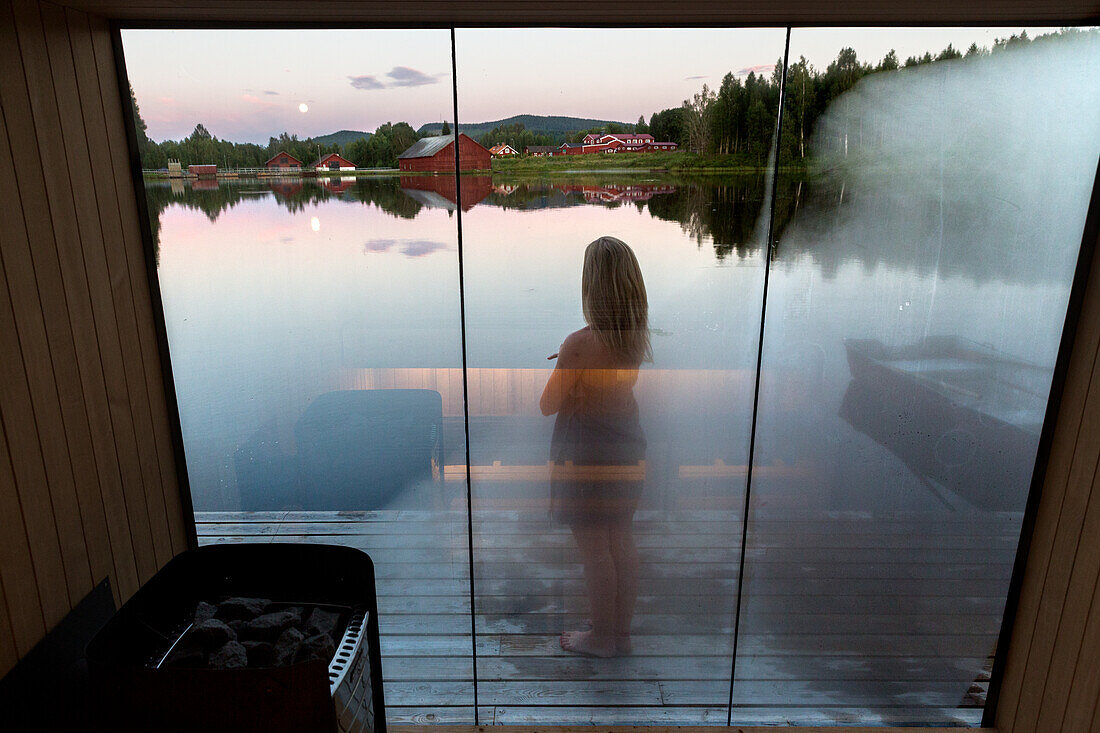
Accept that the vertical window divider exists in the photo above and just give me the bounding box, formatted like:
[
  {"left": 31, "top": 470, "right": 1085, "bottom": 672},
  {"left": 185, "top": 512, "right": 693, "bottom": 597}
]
[
  {"left": 726, "top": 25, "right": 792, "bottom": 726},
  {"left": 450, "top": 26, "right": 480, "bottom": 725}
]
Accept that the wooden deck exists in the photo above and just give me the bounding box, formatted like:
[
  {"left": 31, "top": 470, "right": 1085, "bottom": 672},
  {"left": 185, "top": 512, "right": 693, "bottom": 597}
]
[{"left": 197, "top": 508, "right": 1018, "bottom": 726}]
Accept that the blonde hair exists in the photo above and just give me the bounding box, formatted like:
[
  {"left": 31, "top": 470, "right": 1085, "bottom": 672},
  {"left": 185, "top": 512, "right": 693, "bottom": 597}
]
[{"left": 581, "top": 236, "right": 652, "bottom": 363}]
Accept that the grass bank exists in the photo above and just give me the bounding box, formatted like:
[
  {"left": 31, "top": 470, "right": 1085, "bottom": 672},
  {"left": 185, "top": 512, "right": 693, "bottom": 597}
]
[{"left": 491, "top": 150, "right": 799, "bottom": 173}]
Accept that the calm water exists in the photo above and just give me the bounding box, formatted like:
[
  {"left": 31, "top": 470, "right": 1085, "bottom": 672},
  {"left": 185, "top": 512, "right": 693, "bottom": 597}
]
[{"left": 151, "top": 171, "right": 1078, "bottom": 514}]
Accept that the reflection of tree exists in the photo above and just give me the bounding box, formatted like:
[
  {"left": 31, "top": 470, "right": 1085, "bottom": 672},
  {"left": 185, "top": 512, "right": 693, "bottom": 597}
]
[
  {"left": 646, "top": 174, "right": 770, "bottom": 260},
  {"left": 145, "top": 165, "right": 1066, "bottom": 283},
  {"left": 144, "top": 176, "right": 428, "bottom": 254}
]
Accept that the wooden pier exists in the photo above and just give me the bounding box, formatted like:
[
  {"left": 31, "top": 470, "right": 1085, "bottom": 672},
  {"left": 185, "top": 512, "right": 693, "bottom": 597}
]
[{"left": 197, "top": 507, "right": 1015, "bottom": 726}]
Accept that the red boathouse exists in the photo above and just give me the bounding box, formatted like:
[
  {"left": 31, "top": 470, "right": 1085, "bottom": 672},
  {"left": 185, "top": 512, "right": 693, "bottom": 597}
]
[
  {"left": 187, "top": 164, "right": 217, "bottom": 178},
  {"left": 264, "top": 151, "right": 302, "bottom": 170},
  {"left": 312, "top": 152, "right": 356, "bottom": 171},
  {"left": 397, "top": 133, "right": 491, "bottom": 172}
]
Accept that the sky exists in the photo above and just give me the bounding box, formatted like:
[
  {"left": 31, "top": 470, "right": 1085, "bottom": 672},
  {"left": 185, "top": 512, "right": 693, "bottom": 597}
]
[{"left": 122, "top": 26, "right": 1061, "bottom": 144}]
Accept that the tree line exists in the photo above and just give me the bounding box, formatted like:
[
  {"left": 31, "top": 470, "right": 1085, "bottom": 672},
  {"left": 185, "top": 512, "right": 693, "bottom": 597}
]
[
  {"left": 477, "top": 28, "right": 1089, "bottom": 163},
  {"left": 133, "top": 92, "right": 427, "bottom": 171},
  {"left": 639, "top": 28, "right": 1091, "bottom": 164},
  {"left": 134, "top": 28, "right": 1089, "bottom": 170}
]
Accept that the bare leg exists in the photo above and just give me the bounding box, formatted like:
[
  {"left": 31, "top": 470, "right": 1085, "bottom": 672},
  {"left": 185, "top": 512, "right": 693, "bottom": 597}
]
[
  {"left": 561, "top": 522, "right": 617, "bottom": 657},
  {"left": 608, "top": 519, "right": 640, "bottom": 654}
]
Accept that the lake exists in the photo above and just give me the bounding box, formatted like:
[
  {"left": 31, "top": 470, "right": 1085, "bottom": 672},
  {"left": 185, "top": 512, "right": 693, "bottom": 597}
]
[
  {"left": 155, "top": 168, "right": 1083, "bottom": 724},
  {"left": 151, "top": 172, "right": 1075, "bottom": 516}
]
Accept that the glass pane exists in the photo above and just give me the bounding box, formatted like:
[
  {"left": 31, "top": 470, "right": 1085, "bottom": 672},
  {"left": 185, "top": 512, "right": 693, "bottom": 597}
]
[
  {"left": 739, "top": 27, "right": 1100, "bottom": 725},
  {"left": 455, "top": 27, "right": 786, "bottom": 724},
  {"left": 120, "top": 29, "right": 476, "bottom": 723}
]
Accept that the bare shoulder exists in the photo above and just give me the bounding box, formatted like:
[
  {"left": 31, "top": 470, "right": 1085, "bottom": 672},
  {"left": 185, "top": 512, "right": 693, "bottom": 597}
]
[
  {"left": 558, "top": 327, "right": 595, "bottom": 366},
  {"left": 563, "top": 325, "right": 598, "bottom": 352},
  {"left": 562, "top": 326, "right": 594, "bottom": 348}
]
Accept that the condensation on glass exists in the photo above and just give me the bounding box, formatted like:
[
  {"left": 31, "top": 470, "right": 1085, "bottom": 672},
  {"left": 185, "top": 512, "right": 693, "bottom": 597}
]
[
  {"left": 454, "top": 27, "right": 786, "bottom": 723},
  {"left": 739, "top": 27, "right": 1100, "bottom": 726},
  {"left": 121, "top": 24, "right": 1100, "bottom": 729},
  {"left": 119, "top": 28, "right": 476, "bottom": 723}
]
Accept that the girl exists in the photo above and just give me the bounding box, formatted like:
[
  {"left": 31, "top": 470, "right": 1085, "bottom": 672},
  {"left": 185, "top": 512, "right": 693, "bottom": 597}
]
[{"left": 540, "top": 236, "right": 651, "bottom": 658}]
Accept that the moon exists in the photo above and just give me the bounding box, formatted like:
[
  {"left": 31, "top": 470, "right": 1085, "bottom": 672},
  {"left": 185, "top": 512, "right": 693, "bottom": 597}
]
[{"left": 298, "top": 103, "right": 308, "bottom": 113}]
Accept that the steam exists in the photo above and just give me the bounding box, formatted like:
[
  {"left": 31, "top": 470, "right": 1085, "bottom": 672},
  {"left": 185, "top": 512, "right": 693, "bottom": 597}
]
[{"left": 781, "top": 32, "right": 1100, "bottom": 285}]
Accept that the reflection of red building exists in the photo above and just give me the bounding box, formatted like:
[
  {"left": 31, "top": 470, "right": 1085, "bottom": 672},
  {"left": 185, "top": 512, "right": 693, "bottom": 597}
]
[
  {"left": 320, "top": 177, "right": 356, "bottom": 194},
  {"left": 191, "top": 177, "right": 220, "bottom": 191},
  {"left": 399, "top": 175, "right": 492, "bottom": 211},
  {"left": 398, "top": 134, "right": 491, "bottom": 172},
  {"left": 264, "top": 151, "right": 302, "bottom": 170},
  {"left": 554, "top": 182, "right": 676, "bottom": 203},
  {"left": 268, "top": 180, "right": 303, "bottom": 198}
]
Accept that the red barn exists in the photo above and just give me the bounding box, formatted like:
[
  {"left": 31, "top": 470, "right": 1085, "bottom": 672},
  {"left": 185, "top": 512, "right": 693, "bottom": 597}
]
[
  {"left": 188, "top": 164, "right": 217, "bottom": 178},
  {"left": 397, "top": 133, "right": 491, "bottom": 172},
  {"left": 312, "top": 152, "right": 356, "bottom": 171},
  {"left": 264, "top": 151, "right": 302, "bottom": 170}
]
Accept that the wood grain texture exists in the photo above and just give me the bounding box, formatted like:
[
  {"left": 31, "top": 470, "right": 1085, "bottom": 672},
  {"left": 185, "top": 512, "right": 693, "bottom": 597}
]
[
  {"left": 995, "top": 162, "right": 1100, "bottom": 730},
  {"left": 0, "top": 410, "right": 47, "bottom": 657},
  {"left": 88, "top": 11, "right": 188, "bottom": 560},
  {"left": 0, "top": 0, "right": 186, "bottom": 678},
  {"left": 41, "top": 0, "right": 1100, "bottom": 24},
  {"left": 1, "top": 0, "right": 94, "bottom": 609}
]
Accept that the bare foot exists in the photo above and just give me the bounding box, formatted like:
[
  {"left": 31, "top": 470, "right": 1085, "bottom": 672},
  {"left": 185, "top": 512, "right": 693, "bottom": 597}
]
[
  {"left": 560, "top": 630, "right": 617, "bottom": 657},
  {"left": 616, "top": 635, "right": 633, "bottom": 656}
]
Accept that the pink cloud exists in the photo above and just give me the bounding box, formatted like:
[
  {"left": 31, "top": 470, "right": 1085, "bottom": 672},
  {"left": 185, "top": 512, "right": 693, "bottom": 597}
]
[
  {"left": 736, "top": 63, "right": 776, "bottom": 77},
  {"left": 241, "top": 93, "right": 279, "bottom": 108}
]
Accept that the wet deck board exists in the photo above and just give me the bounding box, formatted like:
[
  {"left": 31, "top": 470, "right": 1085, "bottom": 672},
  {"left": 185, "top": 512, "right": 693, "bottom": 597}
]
[{"left": 198, "top": 510, "right": 1004, "bottom": 726}]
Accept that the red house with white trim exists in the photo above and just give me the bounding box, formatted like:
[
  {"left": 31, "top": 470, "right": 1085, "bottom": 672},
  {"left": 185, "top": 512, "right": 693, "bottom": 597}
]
[
  {"left": 577, "top": 132, "right": 678, "bottom": 153},
  {"left": 489, "top": 144, "right": 519, "bottom": 157},
  {"left": 312, "top": 152, "right": 356, "bottom": 171}
]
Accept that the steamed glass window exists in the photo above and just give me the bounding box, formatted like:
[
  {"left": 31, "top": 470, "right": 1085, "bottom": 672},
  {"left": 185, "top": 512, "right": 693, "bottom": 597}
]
[
  {"left": 122, "top": 25, "right": 1100, "bottom": 727},
  {"left": 454, "top": 27, "right": 785, "bottom": 724},
  {"left": 741, "top": 26, "right": 1100, "bottom": 726},
  {"left": 120, "top": 29, "right": 475, "bottom": 723}
]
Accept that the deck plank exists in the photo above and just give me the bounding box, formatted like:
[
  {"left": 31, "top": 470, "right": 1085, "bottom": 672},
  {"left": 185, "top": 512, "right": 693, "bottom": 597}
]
[{"left": 199, "top": 510, "right": 1009, "bottom": 725}]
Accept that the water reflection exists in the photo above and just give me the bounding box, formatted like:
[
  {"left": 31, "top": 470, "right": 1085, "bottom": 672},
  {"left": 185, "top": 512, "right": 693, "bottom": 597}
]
[
  {"left": 399, "top": 174, "right": 493, "bottom": 211},
  {"left": 144, "top": 174, "right": 771, "bottom": 264},
  {"left": 148, "top": 165, "right": 1086, "bottom": 284}
]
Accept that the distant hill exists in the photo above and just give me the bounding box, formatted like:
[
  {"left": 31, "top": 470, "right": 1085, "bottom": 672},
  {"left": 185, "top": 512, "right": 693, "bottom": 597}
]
[
  {"left": 313, "top": 129, "right": 372, "bottom": 147},
  {"left": 417, "top": 115, "right": 633, "bottom": 139}
]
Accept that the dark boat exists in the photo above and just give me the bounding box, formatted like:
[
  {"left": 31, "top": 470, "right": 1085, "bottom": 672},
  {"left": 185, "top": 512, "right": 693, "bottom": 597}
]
[{"left": 841, "top": 336, "right": 1049, "bottom": 510}]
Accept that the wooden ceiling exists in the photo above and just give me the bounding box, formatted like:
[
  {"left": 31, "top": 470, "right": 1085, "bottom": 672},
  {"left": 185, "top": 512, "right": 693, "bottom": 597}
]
[{"left": 45, "top": 0, "right": 1100, "bottom": 25}]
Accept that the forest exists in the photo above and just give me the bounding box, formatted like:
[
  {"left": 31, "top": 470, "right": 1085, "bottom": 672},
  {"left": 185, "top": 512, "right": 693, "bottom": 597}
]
[{"left": 134, "top": 28, "right": 1089, "bottom": 170}]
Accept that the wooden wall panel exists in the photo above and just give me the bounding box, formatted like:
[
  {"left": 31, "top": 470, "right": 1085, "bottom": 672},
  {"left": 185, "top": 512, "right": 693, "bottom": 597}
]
[
  {"left": 0, "top": 0, "right": 188, "bottom": 679},
  {"left": 0, "top": 55, "right": 83, "bottom": 628},
  {"left": 88, "top": 12, "right": 188, "bottom": 557},
  {"left": 45, "top": 0, "right": 1100, "bottom": 24},
  {"left": 0, "top": 391, "right": 48, "bottom": 657},
  {"left": 995, "top": 171, "right": 1100, "bottom": 731}
]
